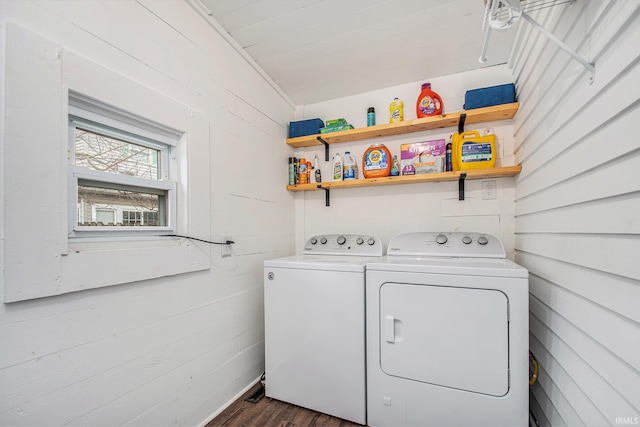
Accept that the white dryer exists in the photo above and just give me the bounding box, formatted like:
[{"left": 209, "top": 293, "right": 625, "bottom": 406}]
[
  {"left": 366, "top": 232, "right": 529, "bottom": 427},
  {"left": 264, "top": 234, "right": 384, "bottom": 425}
]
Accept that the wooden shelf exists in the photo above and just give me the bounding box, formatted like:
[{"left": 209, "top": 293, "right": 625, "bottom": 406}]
[
  {"left": 286, "top": 102, "right": 519, "bottom": 148},
  {"left": 287, "top": 165, "right": 522, "bottom": 192}
]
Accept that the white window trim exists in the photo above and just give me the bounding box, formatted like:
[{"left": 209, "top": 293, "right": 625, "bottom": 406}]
[{"left": 67, "top": 101, "right": 179, "bottom": 238}]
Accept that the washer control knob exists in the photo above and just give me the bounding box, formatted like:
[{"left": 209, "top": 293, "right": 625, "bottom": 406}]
[
  {"left": 462, "top": 235, "right": 472, "bottom": 245},
  {"left": 478, "top": 236, "right": 489, "bottom": 245},
  {"left": 320, "top": 237, "right": 327, "bottom": 244},
  {"left": 435, "top": 233, "right": 448, "bottom": 245},
  {"left": 310, "top": 237, "right": 318, "bottom": 245},
  {"left": 367, "top": 238, "right": 376, "bottom": 246},
  {"left": 356, "top": 237, "right": 364, "bottom": 245},
  {"left": 337, "top": 235, "right": 347, "bottom": 245}
]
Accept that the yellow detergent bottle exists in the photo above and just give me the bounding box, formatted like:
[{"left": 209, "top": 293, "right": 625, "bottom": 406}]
[
  {"left": 389, "top": 98, "right": 404, "bottom": 123},
  {"left": 452, "top": 131, "right": 496, "bottom": 171}
]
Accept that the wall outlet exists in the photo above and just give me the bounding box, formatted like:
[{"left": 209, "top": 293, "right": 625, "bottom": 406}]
[
  {"left": 221, "top": 235, "right": 233, "bottom": 258},
  {"left": 482, "top": 180, "right": 497, "bottom": 200}
]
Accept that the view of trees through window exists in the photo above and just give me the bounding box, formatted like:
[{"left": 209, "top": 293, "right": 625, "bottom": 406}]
[{"left": 74, "top": 128, "right": 165, "bottom": 227}]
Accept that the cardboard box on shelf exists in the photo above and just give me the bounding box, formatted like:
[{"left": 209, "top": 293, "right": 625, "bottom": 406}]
[{"left": 400, "top": 139, "right": 446, "bottom": 175}]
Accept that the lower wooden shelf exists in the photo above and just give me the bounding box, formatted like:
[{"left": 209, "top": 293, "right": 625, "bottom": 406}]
[{"left": 287, "top": 165, "right": 522, "bottom": 192}]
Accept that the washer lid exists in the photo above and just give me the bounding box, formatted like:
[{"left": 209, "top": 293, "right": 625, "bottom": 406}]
[
  {"left": 264, "top": 254, "right": 379, "bottom": 272},
  {"left": 367, "top": 256, "right": 528, "bottom": 278}
]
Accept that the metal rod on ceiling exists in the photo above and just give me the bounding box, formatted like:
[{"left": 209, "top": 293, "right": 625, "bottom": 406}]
[{"left": 478, "top": 0, "right": 594, "bottom": 82}]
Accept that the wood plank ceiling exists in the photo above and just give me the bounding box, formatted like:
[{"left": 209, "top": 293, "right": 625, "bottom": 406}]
[{"left": 197, "top": 0, "right": 519, "bottom": 106}]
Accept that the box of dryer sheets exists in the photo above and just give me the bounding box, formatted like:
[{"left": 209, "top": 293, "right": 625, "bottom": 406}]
[{"left": 400, "top": 139, "right": 446, "bottom": 175}]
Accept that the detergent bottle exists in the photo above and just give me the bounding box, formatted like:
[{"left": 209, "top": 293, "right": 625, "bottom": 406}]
[
  {"left": 363, "top": 144, "right": 392, "bottom": 178},
  {"left": 416, "top": 83, "right": 443, "bottom": 117},
  {"left": 451, "top": 131, "right": 496, "bottom": 171},
  {"left": 343, "top": 151, "right": 358, "bottom": 180}
]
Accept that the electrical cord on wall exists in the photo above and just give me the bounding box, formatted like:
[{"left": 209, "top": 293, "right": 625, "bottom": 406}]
[{"left": 169, "top": 235, "right": 235, "bottom": 245}]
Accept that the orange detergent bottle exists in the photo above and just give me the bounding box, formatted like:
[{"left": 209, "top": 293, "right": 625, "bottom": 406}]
[
  {"left": 416, "top": 83, "right": 443, "bottom": 117},
  {"left": 363, "top": 144, "right": 392, "bottom": 178}
]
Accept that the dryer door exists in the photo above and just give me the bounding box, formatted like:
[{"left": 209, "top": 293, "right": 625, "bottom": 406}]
[{"left": 380, "top": 283, "right": 509, "bottom": 396}]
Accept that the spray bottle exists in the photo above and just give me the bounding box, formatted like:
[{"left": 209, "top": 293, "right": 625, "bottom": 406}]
[{"left": 313, "top": 153, "right": 322, "bottom": 183}]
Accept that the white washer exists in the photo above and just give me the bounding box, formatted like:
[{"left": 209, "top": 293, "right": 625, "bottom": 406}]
[
  {"left": 264, "top": 234, "right": 384, "bottom": 425},
  {"left": 366, "top": 232, "right": 529, "bottom": 427}
]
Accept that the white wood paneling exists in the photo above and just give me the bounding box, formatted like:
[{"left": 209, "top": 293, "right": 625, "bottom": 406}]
[
  {"left": 0, "top": 0, "right": 293, "bottom": 425},
  {"left": 513, "top": 0, "right": 640, "bottom": 425}
]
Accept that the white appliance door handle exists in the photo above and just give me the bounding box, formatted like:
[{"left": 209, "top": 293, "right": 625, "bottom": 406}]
[{"left": 385, "top": 315, "right": 395, "bottom": 343}]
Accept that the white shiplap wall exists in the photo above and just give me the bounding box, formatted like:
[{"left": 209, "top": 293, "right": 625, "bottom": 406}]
[
  {"left": 511, "top": 0, "right": 640, "bottom": 425},
  {"left": 0, "top": 1, "right": 294, "bottom": 425}
]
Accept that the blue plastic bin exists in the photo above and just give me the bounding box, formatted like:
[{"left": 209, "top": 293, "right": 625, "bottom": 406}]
[
  {"left": 289, "top": 118, "right": 324, "bottom": 138},
  {"left": 463, "top": 83, "right": 516, "bottom": 110}
]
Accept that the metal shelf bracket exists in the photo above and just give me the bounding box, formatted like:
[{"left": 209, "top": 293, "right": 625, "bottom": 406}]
[
  {"left": 318, "top": 185, "right": 330, "bottom": 206},
  {"left": 317, "top": 136, "right": 330, "bottom": 161},
  {"left": 458, "top": 173, "right": 467, "bottom": 200}
]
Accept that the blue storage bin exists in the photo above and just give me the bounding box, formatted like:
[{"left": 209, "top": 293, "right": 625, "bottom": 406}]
[
  {"left": 289, "top": 118, "right": 324, "bottom": 138},
  {"left": 463, "top": 83, "right": 516, "bottom": 110}
]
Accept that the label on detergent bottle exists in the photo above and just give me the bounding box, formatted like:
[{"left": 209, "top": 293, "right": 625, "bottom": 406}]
[
  {"left": 461, "top": 143, "right": 493, "bottom": 162},
  {"left": 418, "top": 96, "right": 436, "bottom": 115}
]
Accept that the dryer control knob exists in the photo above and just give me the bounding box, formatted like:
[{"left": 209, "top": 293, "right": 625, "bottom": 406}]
[
  {"left": 478, "top": 236, "right": 489, "bottom": 245},
  {"left": 356, "top": 237, "right": 364, "bottom": 245},
  {"left": 435, "top": 233, "right": 448, "bottom": 244},
  {"left": 337, "top": 235, "right": 346, "bottom": 245},
  {"left": 367, "top": 238, "right": 376, "bottom": 246},
  {"left": 310, "top": 237, "right": 318, "bottom": 245},
  {"left": 320, "top": 237, "right": 328, "bottom": 244},
  {"left": 462, "top": 235, "right": 472, "bottom": 244}
]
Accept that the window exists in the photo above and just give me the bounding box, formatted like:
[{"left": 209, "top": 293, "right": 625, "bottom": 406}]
[
  {"left": 68, "top": 92, "right": 179, "bottom": 238},
  {"left": 4, "top": 24, "right": 211, "bottom": 302}
]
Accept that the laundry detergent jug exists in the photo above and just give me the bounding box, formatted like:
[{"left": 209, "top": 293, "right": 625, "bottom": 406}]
[
  {"left": 452, "top": 131, "right": 496, "bottom": 171},
  {"left": 363, "top": 144, "right": 392, "bottom": 178},
  {"left": 416, "top": 83, "right": 443, "bottom": 117}
]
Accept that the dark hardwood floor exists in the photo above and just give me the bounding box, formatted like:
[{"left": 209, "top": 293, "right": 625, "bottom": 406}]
[{"left": 207, "top": 384, "right": 365, "bottom": 427}]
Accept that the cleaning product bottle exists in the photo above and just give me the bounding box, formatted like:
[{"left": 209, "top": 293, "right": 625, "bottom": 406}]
[
  {"left": 313, "top": 154, "right": 321, "bottom": 183},
  {"left": 288, "top": 157, "right": 296, "bottom": 185},
  {"left": 390, "top": 155, "right": 400, "bottom": 176},
  {"left": 416, "top": 83, "right": 443, "bottom": 117},
  {"left": 446, "top": 141, "right": 453, "bottom": 171},
  {"left": 332, "top": 153, "right": 343, "bottom": 181},
  {"left": 367, "top": 107, "right": 376, "bottom": 126},
  {"left": 389, "top": 98, "right": 404, "bottom": 123},
  {"left": 343, "top": 151, "right": 358, "bottom": 180},
  {"left": 363, "top": 144, "right": 392, "bottom": 178},
  {"left": 298, "top": 157, "right": 308, "bottom": 184}
]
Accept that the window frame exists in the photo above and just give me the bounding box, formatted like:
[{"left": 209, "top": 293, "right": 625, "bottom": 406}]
[{"left": 67, "top": 93, "right": 179, "bottom": 239}]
